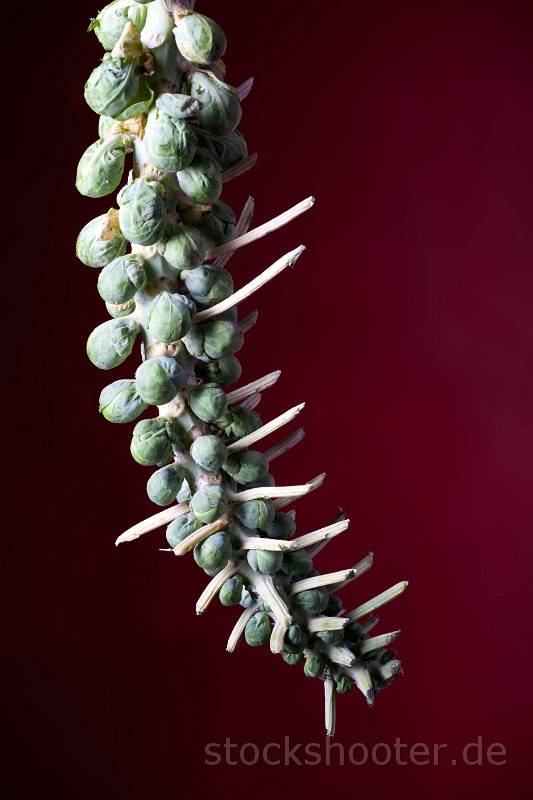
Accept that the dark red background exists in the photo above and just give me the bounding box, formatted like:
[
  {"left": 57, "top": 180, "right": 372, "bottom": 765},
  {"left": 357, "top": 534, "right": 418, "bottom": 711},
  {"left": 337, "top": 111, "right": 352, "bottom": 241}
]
[{"left": 5, "top": 0, "right": 532, "bottom": 795}]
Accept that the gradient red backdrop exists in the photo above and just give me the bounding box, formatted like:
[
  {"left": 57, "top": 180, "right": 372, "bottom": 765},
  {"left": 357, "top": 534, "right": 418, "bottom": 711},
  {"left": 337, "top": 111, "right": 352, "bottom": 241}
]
[{"left": 5, "top": 0, "right": 532, "bottom": 795}]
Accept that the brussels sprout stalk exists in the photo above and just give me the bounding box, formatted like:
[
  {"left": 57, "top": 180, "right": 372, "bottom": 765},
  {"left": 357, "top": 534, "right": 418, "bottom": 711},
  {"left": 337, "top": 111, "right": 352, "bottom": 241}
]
[{"left": 77, "top": 0, "right": 407, "bottom": 735}]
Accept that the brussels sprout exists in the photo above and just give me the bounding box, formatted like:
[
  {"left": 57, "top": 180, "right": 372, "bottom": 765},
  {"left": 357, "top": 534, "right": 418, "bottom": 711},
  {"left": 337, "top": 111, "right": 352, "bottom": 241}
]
[
  {"left": 282, "top": 551, "right": 314, "bottom": 579},
  {"left": 187, "top": 384, "right": 227, "bottom": 422},
  {"left": 282, "top": 652, "right": 304, "bottom": 666},
  {"left": 156, "top": 92, "right": 202, "bottom": 119},
  {"left": 343, "top": 622, "right": 364, "bottom": 646},
  {"left": 97, "top": 253, "right": 146, "bottom": 304},
  {"left": 193, "top": 199, "right": 236, "bottom": 249},
  {"left": 323, "top": 594, "right": 344, "bottom": 617},
  {"left": 315, "top": 630, "right": 344, "bottom": 645},
  {"left": 304, "top": 654, "right": 327, "bottom": 679},
  {"left": 189, "top": 435, "right": 228, "bottom": 472},
  {"left": 117, "top": 178, "right": 166, "bottom": 245},
  {"left": 223, "top": 450, "right": 268, "bottom": 485},
  {"left": 242, "top": 474, "right": 276, "bottom": 490},
  {"left": 246, "top": 549, "right": 283, "bottom": 575},
  {"left": 216, "top": 406, "right": 261, "bottom": 441},
  {"left": 76, "top": 135, "right": 131, "bottom": 198},
  {"left": 105, "top": 301, "right": 135, "bottom": 318},
  {"left": 219, "top": 574, "right": 244, "bottom": 606},
  {"left": 163, "top": 224, "right": 206, "bottom": 270},
  {"left": 282, "top": 625, "right": 307, "bottom": 655},
  {"left": 185, "top": 71, "right": 241, "bottom": 136},
  {"left": 146, "top": 464, "right": 183, "bottom": 506},
  {"left": 193, "top": 531, "right": 232, "bottom": 573},
  {"left": 263, "top": 511, "right": 296, "bottom": 540},
  {"left": 144, "top": 107, "right": 197, "bottom": 172},
  {"left": 84, "top": 52, "right": 153, "bottom": 121},
  {"left": 195, "top": 129, "right": 248, "bottom": 170},
  {"left": 99, "top": 378, "right": 147, "bottom": 423},
  {"left": 165, "top": 512, "right": 202, "bottom": 548},
  {"left": 181, "top": 264, "right": 233, "bottom": 307},
  {"left": 258, "top": 582, "right": 288, "bottom": 612},
  {"left": 87, "top": 317, "right": 140, "bottom": 370},
  {"left": 89, "top": 0, "right": 148, "bottom": 51},
  {"left": 145, "top": 292, "right": 192, "bottom": 343},
  {"left": 76, "top": 209, "right": 127, "bottom": 268},
  {"left": 335, "top": 675, "right": 353, "bottom": 694},
  {"left": 195, "top": 356, "right": 242, "bottom": 387},
  {"left": 190, "top": 484, "right": 228, "bottom": 524},
  {"left": 293, "top": 587, "right": 329, "bottom": 615},
  {"left": 174, "top": 12, "right": 227, "bottom": 65},
  {"left": 135, "top": 356, "right": 186, "bottom": 405},
  {"left": 202, "top": 319, "right": 244, "bottom": 359},
  {"left": 244, "top": 611, "right": 271, "bottom": 647},
  {"left": 235, "top": 499, "right": 275, "bottom": 531},
  {"left": 177, "top": 147, "right": 222, "bottom": 205},
  {"left": 130, "top": 418, "right": 174, "bottom": 466}
]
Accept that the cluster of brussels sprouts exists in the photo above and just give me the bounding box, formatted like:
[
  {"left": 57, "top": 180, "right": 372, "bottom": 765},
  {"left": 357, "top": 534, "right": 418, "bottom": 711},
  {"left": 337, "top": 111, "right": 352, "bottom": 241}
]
[{"left": 76, "top": 0, "right": 406, "bottom": 735}]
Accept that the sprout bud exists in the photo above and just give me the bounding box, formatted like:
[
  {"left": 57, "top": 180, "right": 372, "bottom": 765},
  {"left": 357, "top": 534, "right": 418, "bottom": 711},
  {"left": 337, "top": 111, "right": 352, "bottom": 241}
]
[
  {"left": 135, "top": 356, "right": 186, "bottom": 405},
  {"left": 130, "top": 418, "right": 174, "bottom": 466},
  {"left": 146, "top": 292, "right": 192, "bottom": 343},
  {"left": 195, "top": 356, "right": 242, "bottom": 387},
  {"left": 84, "top": 50, "right": 153, "bottom": 121},
  {"left": 235, "top": 498, "right": 275, "bottom": 531},
  {"left": 281, "top": 550, "right": 313, "bottom": 579},
  {"left": 293, "top": 587, "right": 329, "bottom": 615},
  {"left": 185, "top": 71, "right": 241, "bottom": 136},
  {"left": 219, "top": 574, "right": 244, "bottom": 606},
  {"left": 244, "top": 611, "right": 271, "bottom": 647},
  {"left": 263, "top": 511, "right": 296, "bottom": 540},
  {"left": 99, "top": 378, "right": 147, "bottom": 423},
  {"left": 323, "top": 594, "right": 344, "bottom": 617},
  {"left": 335, "top": 675, "right": 353, "bottom": 694},
  {"left": 190, "top": 485, "right": 228, "bottom": 524},
  {"left": 146, "top": 464, "right": 183, "bottom": 506},
  {"left": 246, "top": 549, "right": 283, "bottom": 575},
  {"left": 174, "top": 12, "right": 227, "bottom": 65},
  {"left": 166, "top": 512, "right": 201, "bottom": 548},
  {"left": 76, "top": 135, "right": 131, "bottom": 198},
  {"left": 282, "top": 652, "right": 304, "bottom": 666},
  {"left": 303, "top": 654, "right": 327, "bottom": 679},
  {"left": 181, "top": 264, "right": 233, "bottom": 307},
  {"left": 216, "top": 405, "right": 261, "bottom": 441},
  {"left": 97, "top": 254, "right": 146, "bottom": 304},
  {"left": 89, "top": 1, "right": 148, "bottom": 51},
  {"left": 188, "top": 384, "right": 227, "bottom": 422},
  {"left": 156, "top": 93, "right": 202, "bottom": 120},
  {"left": 144, "top": 107, "right": 197, "bottom": 173},
  {"left": 177, "top": 147, "right": 222, "bottom": 205},
  {"left": 223, "top": 450, "right": 268, "bottom": 485},
  {"left": 87, "top": 317, "right": 141, "bottom": 370},
  {"left": 76, "top": 209, "right": 127, "bottom": 268},
  {"left": 117, "top": 178, "right": 166, "bottom": 246},
  {"left": 193, "top": 531, "right": 232, "bottom": 573},
  {"left": 189, "top": 435, "right": 228, "bottom": 472},
  {"left": 162, "top": 224, "right": 206, "bottom": 271},
  {"left": 282, "top": 625, "right": 307, "bottom": 655}
]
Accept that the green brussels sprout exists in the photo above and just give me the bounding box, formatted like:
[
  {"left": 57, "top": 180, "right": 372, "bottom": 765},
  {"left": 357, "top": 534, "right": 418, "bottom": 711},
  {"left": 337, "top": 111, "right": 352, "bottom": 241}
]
[
  {"left": 192, "top": 199, "right": 236, "bottom": 249},
  {"left": 258, "top": 582, "right": 288, "bottom": 612},
  {"left": 105, "top": 301, "right": 135, "bottom": 318},
  {"left": 195, "top": 129, "right": 248, "bottom": 170},
  {"left": 235, "top": 499, "right": 275, "bottom": 531},
  {"left": 202, "top": 319, "right": 244, "bottom": 360},
  {"left": 189, "top": 435, "right": 228, "bottom": 472},
  {"left": 76, "top": 134, "right": 131, "bottom": 198},
  {"left": 293, "top": 587, "right": 329, "bottom": 615},
  {"left": 84, "top": 52, "right": 153, "bottom": 121},
  {"left": 263, "top": 511, "right": 296, "bottom": 540},
  {"left": 130, "top": 418, "right": 174, "bottom": 466},
  {"left": 282, "top": 551, "right": 314, "bottom": 579},
  {"left": 304, "top": 654, "right": 327, "bottom": 679},
  {"left": 188, "top": 384, "right": 227, "bottom": 422},
  {"left": 144, "top": 107, "right": 197, "bottom": 173},
  {"left": 156, "top": 92, "right": 202, "bottom": 119},
  {"left": 87, "top": 317, "right": 140, "bottom": 370},
  {"left": 135, "top": 356, "right": 186, "bottom": 405},
  {"left": 146, "top": 464, "right": 183, "bottom": 506},
  {"left": 246, "top": 549, "right": 283, "bottom": 575},
  {"left": 193, "top": 531, "right": 232, "bottom": 573},
  {"left": 323, "top": 593, "right": 344, "bottom": 617},
  {"left": 162, "top": 224, "right": 206, "bottom": 270},
  {"left": 89, "top": 0, "right": 148, "bottom": 51},
  {"left": 117, "top": 178, "right": 166, "bottom": 245},
  {"left": 343, "top": 622, "right": 364, "bottom": 646},
  {"left": 182, "top": 265, "right": 233, "bottom": 307},
  {"left": 316, "top": 630, "right": 344, "bottom": 645},
  {"left": 76, "top": 209, "right": 127, "bottom": 268},
  {"left": 99, "top": 378, "right": 147, "bottom": 423},
  {"left": 195, "top": 356, "right": 241, "bottom": 387},
  {"left": 145, "top": 292, "right": 192, "bottom": 343},
  {"left": 165, "top": 512, "right": 202, "bottom": 548},
  {"left": 216, "top": 406, "right": 261, "bottom": 441},
  {"left": 219, "top": 574, "right": 244, "bottom": 606},
  {"left": 190, "top": 484, "right": 228, "bottom": 524},
  {"left": 335, "top": 675, "right": 353, "bottom": 694},
  {"left": 223, "top": 450, "right": 268, "bottom": 485},
  {"left": 185, "top": 71, "right": 241, "bottom": 136},
  {"left": 282, "top": 625, "right": 307, "bottom": 655},
  {"left": 177, "top": 147, "right": 222, "bottom": 205},
  {"left": 173, "top": 12, "right": 227, "bottom": 65},
  {"left": 282, "top": 652, "right": 304, "bottom": 666},
  {"left": 97, "top": 253, "right": 146, "bottom": 304},
  {"left": 244, "top": 611, "right": 271, "bottom": 647}
]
